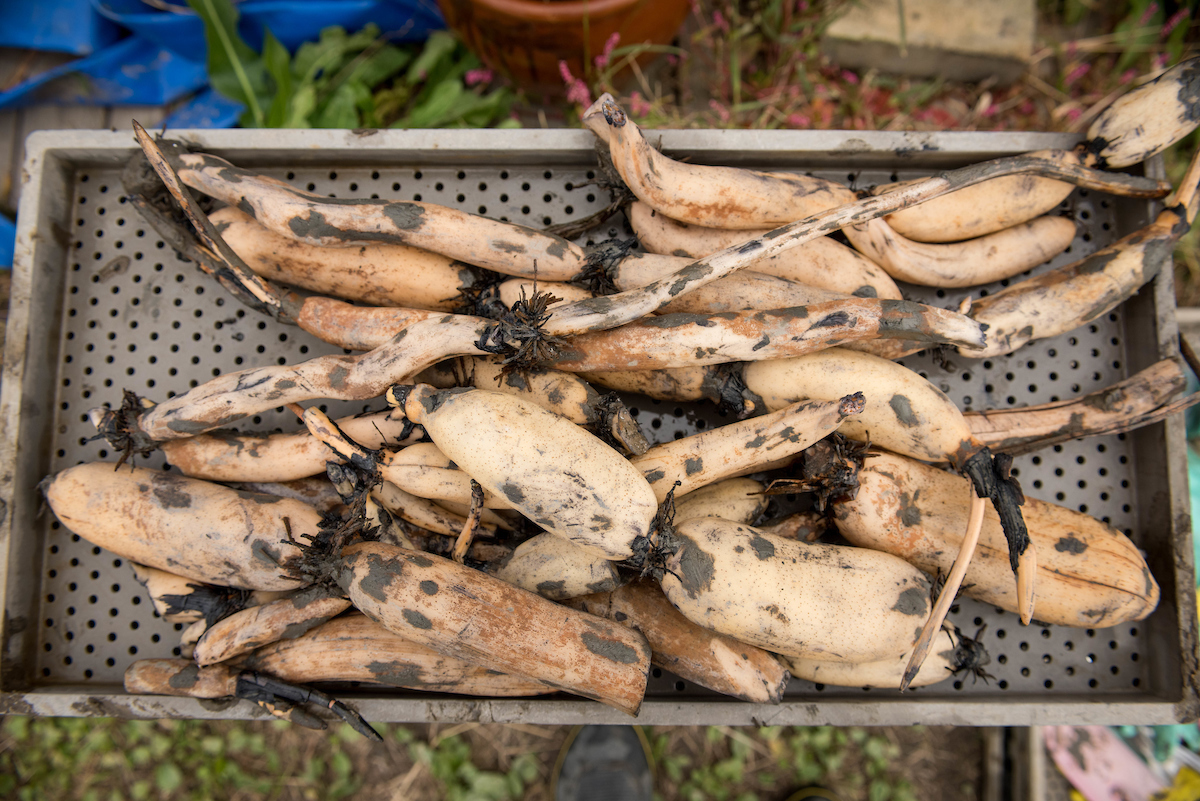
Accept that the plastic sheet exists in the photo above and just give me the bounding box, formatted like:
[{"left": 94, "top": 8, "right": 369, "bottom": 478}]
[
  {"left": 0, "top": 36, "right": 208, "bottom": 110},
  {"left": 159, "top": 88, "right": 245, "bottom": 129},
  {"left": 0, "top": 0, "right": 123, "bottom": 55},
  {"left": 91, "top": 0, "right": 445, "bottom": 63}
]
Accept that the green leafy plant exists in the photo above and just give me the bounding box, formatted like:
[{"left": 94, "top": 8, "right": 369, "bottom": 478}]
[
  {"left": 187, "top": 0, "right": 516, "bottom": 129},
  {"left": 847, "top": 729, "right": 918, "bottom": 801},
  {"left": 673, "top": 727, "right": 757, "bottom": 801},
  {"left": 406, "top": 733, "right": 538, "bottom": 801}
]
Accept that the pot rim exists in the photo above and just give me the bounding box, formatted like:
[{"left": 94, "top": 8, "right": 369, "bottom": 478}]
[{"left": 452, "top": 0, "right": 650, "bottom": 22}]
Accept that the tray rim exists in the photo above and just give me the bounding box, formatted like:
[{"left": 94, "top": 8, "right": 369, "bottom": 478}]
[{"left": 2, "top": 128, "right": 1195, "bottom": 726}]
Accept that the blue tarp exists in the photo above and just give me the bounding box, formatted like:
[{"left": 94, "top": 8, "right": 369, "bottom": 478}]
[
  {"left": 0, "top": 1, "right": 123, "bottom": 55},
  {"left": 0, "top": 0, "right": 446, "bottom": 262},
  {"left": 92, "top": 0, "right": 443, "bottom": 63}
]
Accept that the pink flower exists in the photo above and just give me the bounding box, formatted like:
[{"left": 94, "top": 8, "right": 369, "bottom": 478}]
[
  {"left": 1119, "top": 68, "right": 1139, "bottom": 84},
  {"left": 709, "top": 99, "right": 731, "bottom": 123},
  {"left": 1153, "top": 52, "right": 1170, "bottom": 71},
  {"left": 595, "top": 32, "right": 621, "bottom": 69},
  {"left": 786, "top": 113, "right": 810, "bottom": 128},
  {"left": 1019, "top": 99, "right": 1035, "bottom": 115},
  {"left": 1064, "top": 62, "right": 1090, "bottom": 87},
  {"left": 1163, "top": 8, "right": 1189, "bottom": 37},
  {"left": 796, "top": 0, "right": 809, "bottom": 10},
  {"left": 558, "top": 61, "right": 592, "bottom": 106},
  {"left": 1138, "top": 2, "right": 1159, "bottom": 26},
  {"left": 1066, "top": 107, "right": 1083, "bottom": 121},
  {"left": 712, "top": 10, "right": 730, "bottom": 33},
  {"left": 983, "top": 103, "right": 998, "bottom": 117},
  {"left": 465, "top": 68, "right": 494, "bottom": 87},
  {"left": 630, "top": 92, "right": 652, "bottom": 116},
  {"left": 842, "top": 69, "right": 859, "bottom": 85}
]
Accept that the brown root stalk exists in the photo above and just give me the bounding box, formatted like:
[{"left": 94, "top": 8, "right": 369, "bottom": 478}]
[
  {"left": 901, "top": 488, "right": 985, "bottom": 692},
  {"left": 167, "top": 148, "right": 587, "bottom": 281},
  {"left": 546, "top": 299, "right": 986, "bottom": 372},
  {"left": 964, "top": 358, "right": 1191, "bottom": 456}
]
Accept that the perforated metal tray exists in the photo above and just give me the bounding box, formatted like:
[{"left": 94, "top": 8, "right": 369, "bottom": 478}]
[{"left": 1, "top": 128, "right": 1196, "bottom": 725}]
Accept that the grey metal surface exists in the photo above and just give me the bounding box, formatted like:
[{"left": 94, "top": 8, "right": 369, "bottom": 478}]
[{"left": 1, "top": 128, "right": 1195, "bottom": 725}]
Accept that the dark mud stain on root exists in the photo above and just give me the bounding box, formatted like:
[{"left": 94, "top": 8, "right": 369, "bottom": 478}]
[
  {"left": 280, "top": 618, "right": 330, "bottom": 640},
  {"left": 673, "top": 535, "right": 714, "bottom": 599},
  {"left": 891, "top": 587, "right": 928, "bottom": 617},
  {"left": 251, "top": 540, "right": 283, "bottom": 567},
  {"left": 235, "top": 490, "right": 283, "bottom": 504},
  {"left": 383, "top": 203, "right": 426, "bottom": 231},
  {"left": 898, "top": 491, "right": 922, "bottom": 527},
  {"left": 580, "top": 631, "right": 640, "bottom": 664},
  {"left": 419, "top": 580, "right": 439, "bottom": 595},
  {"left": 588, "top": 578, "right": 616, "bottom": 594},
  {"left": 684, "top": 456, "right": 704, "bottom": 476},
  {"left": 889, "top": 394, "right": 919, "bottom": 428},
  {"left": 1171, "top": 58, "right": 1200, "bottom": 122},
  {"left": 402, "top": 609, "right": 433, "bottom": 629},
  {"left": 327, "top": 365, "right": 350, "bottom": 391},
  {"left": 811, "top": 311, "right": 851, "bottom": 330},
  {"left": 151, "top": 472, "right": 193, "bottom": 508},
  {"left": 351, "top": 553, "right": 404, "bottom": 602},
  {"left": 368, "top": 660, "right": 425, "bottom": 687},
  {"left": 1054, "top": 535, "right": 1088, "bottom": 554},
  {"left": 167, "top": 663, "right": 201, "bottom": 689},
  {"left": 537, "top": 579, "right": 566, "bottom": 596},
  {"left": 749, "top": 535, "right": 775, "bottom": 561}
]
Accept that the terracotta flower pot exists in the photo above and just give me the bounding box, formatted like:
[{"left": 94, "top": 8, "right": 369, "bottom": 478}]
[{"left": 437, "top": 0, "right": 692, "bottom": 96}]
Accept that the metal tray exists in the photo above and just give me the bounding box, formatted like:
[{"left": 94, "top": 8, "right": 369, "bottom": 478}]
[{"left": 1, "top": 128, "right": 1196, "bottom": 725}]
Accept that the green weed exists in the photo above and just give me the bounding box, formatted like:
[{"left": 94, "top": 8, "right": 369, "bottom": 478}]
[
  {"left": 187, "top": 0, "right": 517, "bottom": 129},
  {"left": 0, "top": 716, "right": 370, "bottom": 800},
  {"left": 406, "top": 732, "right": 539, "bottom": 801}
]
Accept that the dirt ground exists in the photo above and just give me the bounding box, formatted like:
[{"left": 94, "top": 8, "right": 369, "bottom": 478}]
[{"left": 267, "top": 722, "right": 983, "bottom": 801}]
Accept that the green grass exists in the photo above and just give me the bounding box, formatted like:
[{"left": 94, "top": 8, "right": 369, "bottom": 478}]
[{"left": 1, "top": 718, "right": 980, "bottom": 801}]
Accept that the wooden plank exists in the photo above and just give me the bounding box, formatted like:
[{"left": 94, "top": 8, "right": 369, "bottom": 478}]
[
  {"left": 10, "top": 104, "right": 108, "bottom": 210},
  {"left": 0, "top": 110, "right": 18, "bottom": 217},
  {"left": 107, "top": 105, "right": 165, "bottom": 134}
]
